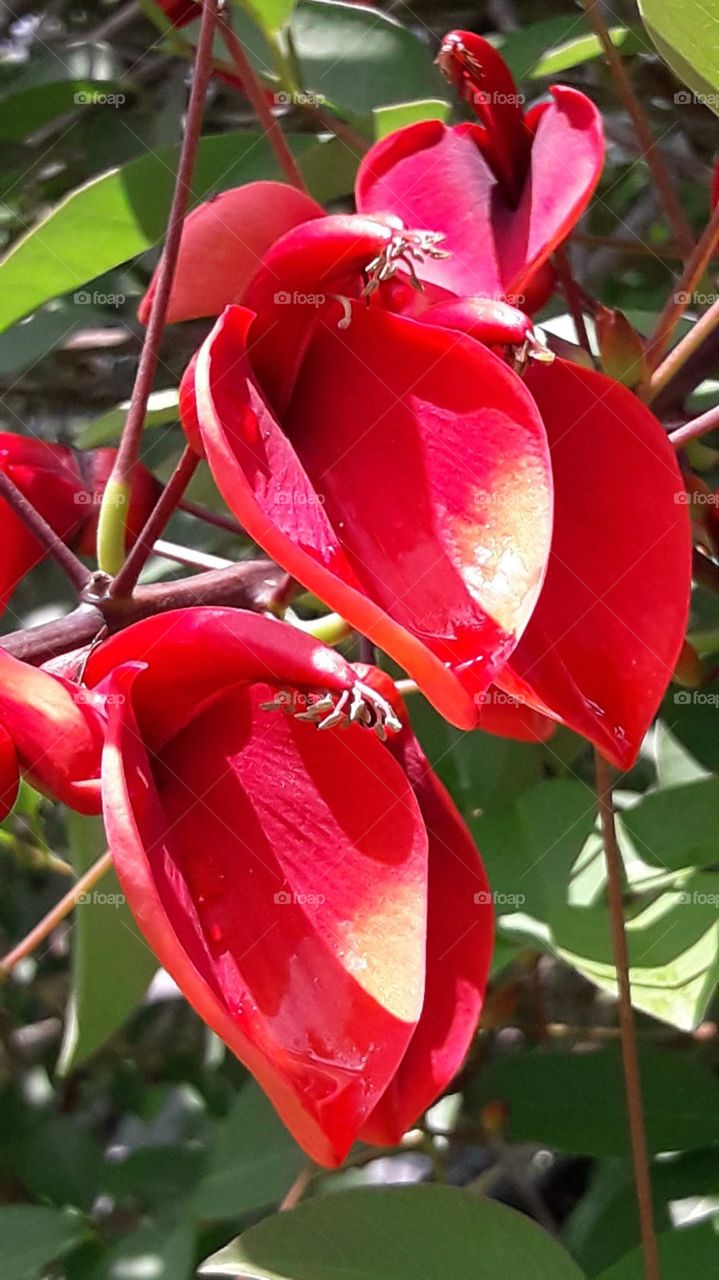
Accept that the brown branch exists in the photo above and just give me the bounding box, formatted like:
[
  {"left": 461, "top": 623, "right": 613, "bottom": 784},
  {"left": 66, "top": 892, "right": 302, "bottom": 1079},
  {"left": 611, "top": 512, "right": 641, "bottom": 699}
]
[
  {"left": 581, "top": 0, "right": 694, "bottom": 262},
  {"left": 554, "top": 245, "right": 593, "bottom": 354},
  {"left": 218, "top": 16, "right": 308, "bottom": 193},
  {"left": 0, "top": 561, "right": 292, "bottom": 666},
  {"left": 179, "top": 498, "right": 245, "bottom": 537},
  {"left": 109, "top": 0, "right": 220, "bottom": 500},
  {"left": 0, "top": 470, "right": 92, "bottom": 593},
  {"left": 595, "top": 750, "right": 660, "bottom": 1280}
]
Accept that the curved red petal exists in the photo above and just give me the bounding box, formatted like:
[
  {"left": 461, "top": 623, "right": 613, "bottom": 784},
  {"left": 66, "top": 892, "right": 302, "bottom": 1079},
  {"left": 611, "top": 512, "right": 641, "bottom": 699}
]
[
  {"left": 191, "top": 304, "right": 553, "bottom": 728},
  {"left": 361, "top": 728, "right": 492, "bottom": 1144},
  {"left": 85, "top": 606, "right": 358, "bottom": 751},
  {"left": 138, "top": 182, "right": 324, "bottom": 325},
  {"left": 103, "top": 665, "right": 427, "bottom": 1165},
  {"left": 356, "top": 86, "right": 603, "bottom": 303},
  {"left": 502, "top": 360, "right": 692, "bottom": 768},
  {"left": 0, "top": 651, "right": 103, "bottom": 812}
]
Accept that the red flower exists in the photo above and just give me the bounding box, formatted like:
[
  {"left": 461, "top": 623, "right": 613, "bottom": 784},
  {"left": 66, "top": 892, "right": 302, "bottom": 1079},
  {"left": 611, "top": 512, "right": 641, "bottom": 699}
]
[
  {"left": 0, "top": 434, "right": 161, "bottom": 613},
  {"left": 356, "top": 30, "right": 604, "bottom": 309},
  {"left": 4, "top": 606, "right": 487, "bottom": 1165}
]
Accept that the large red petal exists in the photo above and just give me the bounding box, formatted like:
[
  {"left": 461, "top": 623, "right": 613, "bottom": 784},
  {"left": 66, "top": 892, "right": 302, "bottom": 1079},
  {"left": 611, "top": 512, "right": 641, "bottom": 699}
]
[
  {"left": 361, "top": 728, "right": 492, "bottom": 1144},
  {"left": 191, "top": 304, "right": 553, "bottom": 728},
  {"left": 0, "top": 725, "right": 19, "bottom": 822},
  {"left": 356, "top": 88, "right": 603, "bottom": 303},
  {"left": 84, "top": 607, "right": 357, "bottom": 752},
  {"left": 138, "top": 182, "right": 324, "bottom": 325},
  {"left": 501, "top": 360, "right": 692, "bottom": 768},
  {"left": 103, "top": 668, "right": 427, "bottom": 1165}
]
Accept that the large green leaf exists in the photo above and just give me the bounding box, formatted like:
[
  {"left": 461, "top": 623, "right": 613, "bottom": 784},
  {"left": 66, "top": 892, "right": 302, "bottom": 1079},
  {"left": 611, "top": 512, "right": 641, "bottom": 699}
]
[
  {"left": 193, "top": 1082, "right": 304, "bottom": 1220},
  {"left": 291, "top": 0, "right": 441, "bottom": 118},
  {"left": 0, "top": 1206, "right": 89, "bottom": 1280},
  {"left": 598, "top": 1221, "right": 719, "bottom": 1279},
  {"left": 57, "top": 814, "right": 157, "bottom": 1074},
  {"left": 238, "top": 0, "right": 296, "bottom": 36},
  {"left": 0, "top": 132, "right": 350, "bottom": 334},
  {"left": 200, "top": 1187, "right": 585, "bottom": 1278},
  {"left": 477, "top": 1046, "right": 719, "bottom": 1157},
  {"left": 495, "top": 18, "right": 641, "bottom": 81},
  {"left": 0, "top": 44, "right": 123, "bottom": 143},
  {"left": 639, "top": 0, "right": 719, "bottom": 113},
  {"left": 621, "top": 777, "right": 719, "bottom": 869}
]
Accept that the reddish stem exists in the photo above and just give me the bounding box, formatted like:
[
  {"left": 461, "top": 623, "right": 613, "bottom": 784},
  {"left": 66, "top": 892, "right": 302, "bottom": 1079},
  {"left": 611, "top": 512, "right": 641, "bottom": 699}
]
[
  {"left": 554, "top": 245, "right": 592, "bottom": 354},
  {"left": 0, "top": 469, "right": 91, "bottom": 593},
  {"left": 111, "top": 446, "right": 199, "bottom": 597},
  {"left": 0, "top": 851, "right": 113, "bottom": 976},
  {"left": 581, "top": 0, "right": 694, "bottom": 263},
  {"left": 669, "top": 402, "right": 719, "bottom": 450},
  {"left": 645, "top": 199, "right": 719, "bottom": 372},
  {"left": 108, "top": 0, "right": 219, "bottom": 502},
  {"left": 218, "top": 16, "right": 308, "bottom": 194},
  {"left": 595, "top": 750, "right": 660, "bottom": 1280},
  {"left": 179, "top": 498, "right": 245, "bottom": 537}
]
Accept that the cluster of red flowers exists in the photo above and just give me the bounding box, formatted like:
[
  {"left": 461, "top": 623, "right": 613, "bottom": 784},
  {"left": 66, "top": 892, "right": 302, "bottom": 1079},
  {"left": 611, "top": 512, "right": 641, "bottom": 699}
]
[{"left": 0, "top": 33, "right": 691, "bottom": 1164}]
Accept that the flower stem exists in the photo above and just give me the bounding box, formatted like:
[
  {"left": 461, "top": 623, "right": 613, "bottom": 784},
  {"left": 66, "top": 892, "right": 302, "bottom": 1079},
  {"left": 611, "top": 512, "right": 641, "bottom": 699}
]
[
  {"left": 668, "top": 401, "right": 719, "bottom": 450},
  {"left": 581, "top": 0, "right": 694, "bottom": 263},
  {"left": 644, "top": 199, "right": 719, "bottom": 372},
  {"left": 0, "top": 851, "right": 113, "bottom": 977},
  {"left": 218, "top": 15, "right": 308, "bottom": 193},
  {"left": 0, "top": 469, "right": 91, "bottom": 593},
  {"left": 645, "top": 294, "right": 719, "bottom": 403},
  {"left": 98, "top": 0, "right": 219, "bottom": 577},
  {"left": 594, "top": 749, "right": 659, "bottom": 1280},
  {"left": 111, "top": 446, "right": 199, "bottom": 597}
]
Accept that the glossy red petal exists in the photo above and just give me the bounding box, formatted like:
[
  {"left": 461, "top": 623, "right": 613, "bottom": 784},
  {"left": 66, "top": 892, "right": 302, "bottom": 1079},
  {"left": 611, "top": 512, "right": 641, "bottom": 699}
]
[
  {"left": 0, "top": 651, "right": 103, "bottom": 812},
  {"left": 84, "top": 606, "right": 357, "bottom": 751},
  {"left": 501, "top": 360, "right": 692, "bottom": 768},
  {"left": 103, "top": 666, "right": 427, "bottom": 1165},
  {"left": 0, "top": 725, "right": 19, "bottom": 822},
  {"left": 191, "top": 303, "right": 553, "bottom": 728},
  {"left": 360, "top": 725, "right": 492, "bottom": 1144},
  {"left": 138, "top": 183, "right": 324, "bottom": 325},
  {"left": 356, "top": 87, "right": 603, "bottom": 303},
  {"left": 0, "top": 434, "right": 85, "bottom": 612}
]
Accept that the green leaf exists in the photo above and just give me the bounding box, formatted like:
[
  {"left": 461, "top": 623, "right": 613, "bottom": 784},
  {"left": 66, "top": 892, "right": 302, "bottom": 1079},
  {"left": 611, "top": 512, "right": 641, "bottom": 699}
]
[
  {"left": 373, "top": 99, "right": 450, "bottom": 141},
  {"left": 621, "top": 777, "right": 719, "bottom": 869},
  {"left": 598, "top": 1221, "right": 719, "bottom": 1279},
  {"left": 638, "top": 0, "right": 719, "bottom": 113},
  {"left": 82, "top": 1218, "right": 197, "bottom": 1280},
  {"left": 76, "top": 387, "right": 180, "bottom": 448},
  {"left": 199, "top": 1186, "right": 586, "bottom": 1278},
  {"left": 0, "top": 44, "right": 123, "bottom": 143},
  {"left": 291, "top": 1, "right": 441, "bottom": 119},
  {"left": 495, "top": 17, "right": 640, "bottom": 81},
  {"left": 238, "top": 0, "right": 296, "bottom": 36},
  {"left": 57, "top": 813, "right": 157, "bottom": 1074},
  {"left": 0, "top": 132, "right": 339, "bottom": 334},
  {"left": 477, "top": 1046, "right": 719, "bottom": 1157},
  {"left": 193, "top": 1082, "right": 304, "bottom": 1220},
  {"left": 0, "top": 1206, "right": 89, "bottom": 1280}
]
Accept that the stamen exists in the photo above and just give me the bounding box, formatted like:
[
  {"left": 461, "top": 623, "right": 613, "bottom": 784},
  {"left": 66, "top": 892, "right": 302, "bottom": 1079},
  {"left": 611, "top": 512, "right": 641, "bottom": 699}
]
[
  {"left": 329, "top": 294, "right": 353, "bottom": 330},
  {"left": 363, "top": 230, "right": 450, "bottom": 297},
  {"left": 261, "top": 682, "right": 402, "bottom": 740}
]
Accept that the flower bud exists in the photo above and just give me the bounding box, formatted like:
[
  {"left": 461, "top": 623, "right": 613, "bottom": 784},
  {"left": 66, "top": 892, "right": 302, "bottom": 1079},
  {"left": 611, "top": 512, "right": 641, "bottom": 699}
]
[{"left": 595, "top": 306, "right": 649, "bottom": 388}]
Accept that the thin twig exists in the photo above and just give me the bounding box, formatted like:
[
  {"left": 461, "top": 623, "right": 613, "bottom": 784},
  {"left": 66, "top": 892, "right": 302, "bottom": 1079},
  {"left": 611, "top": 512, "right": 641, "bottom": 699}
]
[
  {"left": 645, "top": 199, "right": 719, "bottom": 371},
  {"left": 581, "top": 0, "right": 693, "bottom": 262},
  {"left": 279, "top": 1162, "right": 316, "bottom": 1211},
  {"left": 645, "top": 295, "right": 719, "bottom": 403},
  {"left": 594, "top": 750, "right": 660, "bottom": 1280},
  {"left": 111, "top": 446, "right": 199, "bottom": 597},
  {"left": 668, "top": 402, "right": 719, "bottom": 450},
  {"left": 106, "top": 0, "right": 219, "bottom": 508},
  {"left": 0, "top": 470, "right": 91, "bottom": 593},
  {"left": 153, "top": 539, "right": 234, "bottom": 572},
  {"left": 218, "top": 16, "right": 308, "bottom": 193},
  {"left": 179, "top": 498, "right": 245, "bottom": 536},
  {"left": 554, "top": 245, "right": 593, "bottom": 354},
  {"left": 0, "top": 851, "right": 113, "bottom": 977}
]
